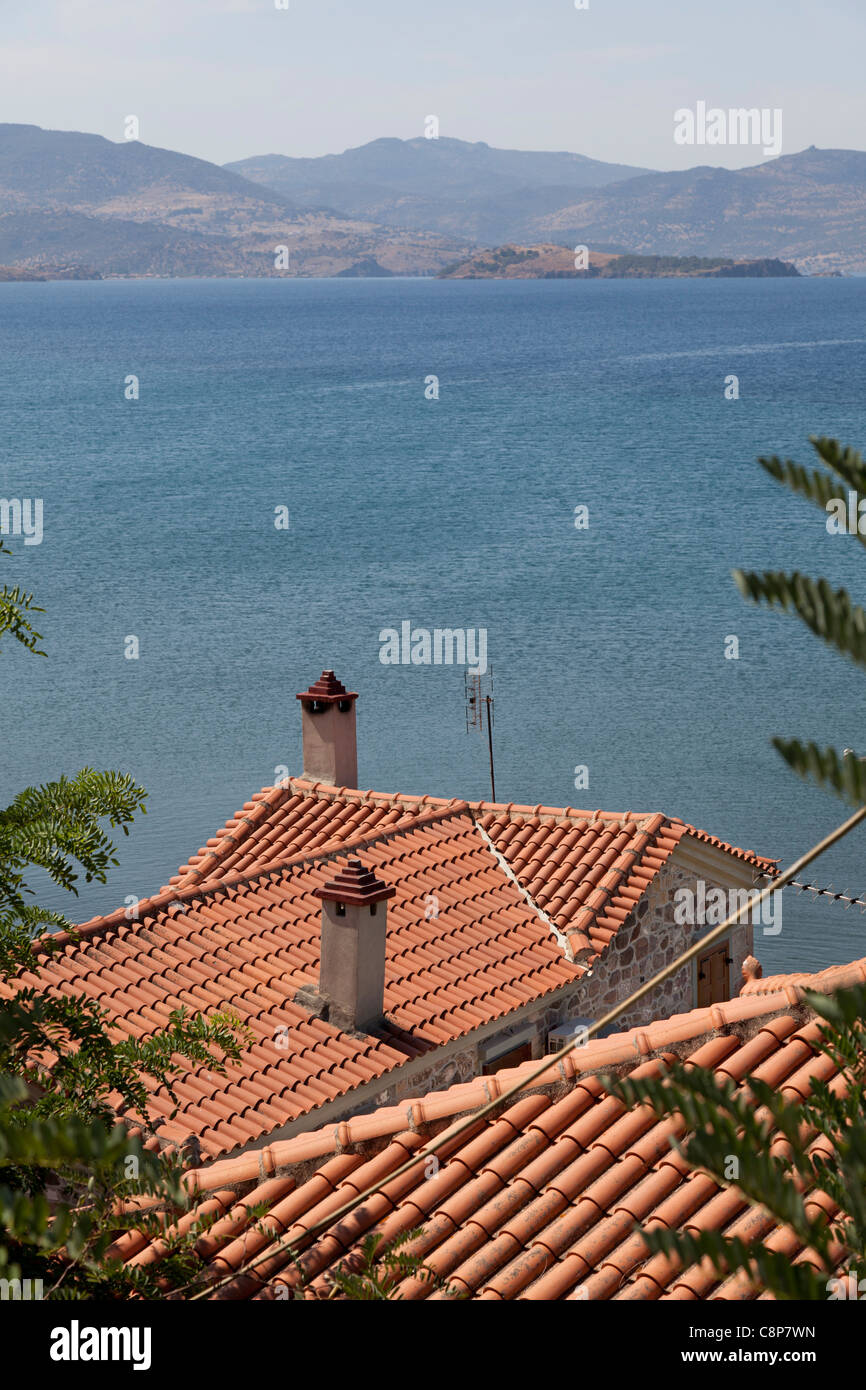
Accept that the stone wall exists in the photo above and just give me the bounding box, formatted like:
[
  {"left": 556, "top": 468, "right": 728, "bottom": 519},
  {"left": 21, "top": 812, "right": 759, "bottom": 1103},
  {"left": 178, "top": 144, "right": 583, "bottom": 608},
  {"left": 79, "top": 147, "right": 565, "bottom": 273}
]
[
  {"left": 381, "top": 1045, "right": 478, "bottom": 1108},
  {"left": 579, "top": 860, "right": 754, "bottom": 1033}
]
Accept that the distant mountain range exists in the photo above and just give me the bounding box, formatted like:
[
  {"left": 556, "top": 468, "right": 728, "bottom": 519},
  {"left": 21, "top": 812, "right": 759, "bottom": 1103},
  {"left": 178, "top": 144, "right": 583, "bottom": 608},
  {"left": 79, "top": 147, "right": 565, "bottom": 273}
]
[
  {"left": 231, "top": 140, "right": 866, "bottom": 274},
  {"left": 225, "top": 137, "right": 648, "bottom": 244},
  {"left": 0, "top": 124, "right": 472, "bottom": 277},
  {"left": 1, "top": 124, "right": 865, "bottom": 277},
  {"left": 518, "top": 148, "right": 866, "bottom": 274}
]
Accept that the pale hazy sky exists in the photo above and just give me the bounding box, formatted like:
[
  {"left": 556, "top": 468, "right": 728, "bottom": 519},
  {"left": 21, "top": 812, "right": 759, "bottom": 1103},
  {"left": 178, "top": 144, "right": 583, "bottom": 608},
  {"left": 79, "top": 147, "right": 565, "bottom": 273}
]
[{"left": 1, "top": 0, "right": 864, "bottom": 169}]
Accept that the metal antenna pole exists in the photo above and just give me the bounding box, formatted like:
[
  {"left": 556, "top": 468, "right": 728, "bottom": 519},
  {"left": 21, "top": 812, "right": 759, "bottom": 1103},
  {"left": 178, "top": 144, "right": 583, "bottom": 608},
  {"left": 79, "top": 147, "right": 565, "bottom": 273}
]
[
  {"left": 464, "top": 671, "right": 496, "bottom": 802},
  {"left": 485, "top": 694, "right": 495, "bottom": 802}
]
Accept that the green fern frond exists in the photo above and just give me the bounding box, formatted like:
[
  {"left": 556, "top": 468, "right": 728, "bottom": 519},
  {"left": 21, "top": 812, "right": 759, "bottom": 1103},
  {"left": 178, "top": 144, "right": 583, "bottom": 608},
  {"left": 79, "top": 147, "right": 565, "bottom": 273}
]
[
  {"left": 758, "top": 453, "right": 865, "bottom": 545},
  {"left": 733, "top": 569, "right": 866, "bottom": 669},
  {"left": 771, "top": 740, "right": 866, "bottom": 804}
]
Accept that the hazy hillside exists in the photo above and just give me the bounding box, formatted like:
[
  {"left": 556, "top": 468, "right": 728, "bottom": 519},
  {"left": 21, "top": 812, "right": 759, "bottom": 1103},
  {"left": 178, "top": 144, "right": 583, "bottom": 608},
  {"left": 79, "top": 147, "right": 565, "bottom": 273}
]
[
  {"left": 522, "top": 148, "right": 866, "bottom": 273},
  {"left": 225, "top": 136, "right": 650, "bottom": 241},
  {"left": 226, "top": 138, "right": 866, "bottom": 270},
  {"left": 3, "top": 125, "right": 865, "bottom": 276},
  {"left": 0, "top": 210, "right": 243, "bottom": 277},
  {"left": 0, "top": 123, "right": 297, "bottom": 211},
  {"left": 0, "top": 125, "right": 474, "bottom": 276},
  {"left": 0, "top": 207, "right": 472, "bottom": 279}
]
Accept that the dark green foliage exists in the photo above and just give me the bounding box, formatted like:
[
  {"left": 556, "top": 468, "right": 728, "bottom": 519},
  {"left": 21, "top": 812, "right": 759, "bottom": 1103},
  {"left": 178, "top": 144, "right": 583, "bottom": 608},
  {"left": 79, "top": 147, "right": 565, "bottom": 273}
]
[
  {"left": 600, "top": 254, "right": 737, "bottom": 273},
  {"left": 0, "top": 538, "right": 44, "bottom": 655}
]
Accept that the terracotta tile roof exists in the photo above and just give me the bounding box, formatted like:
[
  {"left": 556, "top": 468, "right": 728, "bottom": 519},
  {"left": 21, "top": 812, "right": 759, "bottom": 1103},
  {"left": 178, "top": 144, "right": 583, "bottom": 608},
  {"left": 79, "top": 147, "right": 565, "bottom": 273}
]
[
  {"left": 8, "top": 780, "right": 772, "bottom": 1162},
  {"left": 739, "top": 955, "right": 866, "bottom": 997},
  {"left": 478, "top": 808, "right": 773, "bottom": 959},
  {"left": 166, "top": 782, "right": 430, "bottom": 890},
  {"left": 117, "top": 959, "right": 860, "bottom": 1300},
  {"left": 8, "top": 806, "right": 580, "bottom": 1159},
  {"left": 167, "top": 779, "right": 774, "bottom": 963}
]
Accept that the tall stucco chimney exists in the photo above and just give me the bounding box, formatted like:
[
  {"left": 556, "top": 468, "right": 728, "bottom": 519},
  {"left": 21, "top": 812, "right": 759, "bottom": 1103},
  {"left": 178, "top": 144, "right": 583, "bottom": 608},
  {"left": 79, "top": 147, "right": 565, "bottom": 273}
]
[
  {"left": 296, "top": 670, "right": 359, "bottom": 788},
  {"left": 314, "top": 858, "right": 395, "bottom": 1033}
]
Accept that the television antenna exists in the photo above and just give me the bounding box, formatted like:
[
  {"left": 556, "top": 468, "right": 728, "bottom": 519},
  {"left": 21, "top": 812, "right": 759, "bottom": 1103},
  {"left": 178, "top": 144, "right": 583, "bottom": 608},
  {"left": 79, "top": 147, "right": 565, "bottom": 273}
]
[{"left": 464, "top": 669, "right": 496, "bottom": 802}]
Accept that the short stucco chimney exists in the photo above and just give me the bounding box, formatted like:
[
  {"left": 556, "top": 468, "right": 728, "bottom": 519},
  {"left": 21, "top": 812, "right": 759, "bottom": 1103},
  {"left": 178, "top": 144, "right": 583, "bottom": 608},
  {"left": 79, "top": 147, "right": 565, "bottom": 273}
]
[
  {"left": 296, "top": 670, "right": 359, "bottom": 788},
  {"left": 314, "top": 859, "right": 395, "bottom": 1032}
]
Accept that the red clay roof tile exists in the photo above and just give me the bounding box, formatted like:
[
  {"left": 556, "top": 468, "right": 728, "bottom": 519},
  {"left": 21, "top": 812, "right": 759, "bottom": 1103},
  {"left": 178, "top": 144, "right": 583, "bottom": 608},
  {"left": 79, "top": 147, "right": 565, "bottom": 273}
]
[{"left": 127, "top": 954, "right": 864, "bottom": 1300}]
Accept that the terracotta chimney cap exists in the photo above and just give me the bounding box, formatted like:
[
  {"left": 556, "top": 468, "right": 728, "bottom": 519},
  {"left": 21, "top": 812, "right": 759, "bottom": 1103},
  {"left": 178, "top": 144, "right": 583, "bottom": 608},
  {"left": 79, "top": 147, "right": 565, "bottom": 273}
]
[
  {"left": 315, "top": 858, "right": 396, "bottom": 907},
  {"left": 296, "top": 670, "right": 359, "bottom": 705},
  {"left": 741, "top": 954, "right": 763, "bottom": 983}
]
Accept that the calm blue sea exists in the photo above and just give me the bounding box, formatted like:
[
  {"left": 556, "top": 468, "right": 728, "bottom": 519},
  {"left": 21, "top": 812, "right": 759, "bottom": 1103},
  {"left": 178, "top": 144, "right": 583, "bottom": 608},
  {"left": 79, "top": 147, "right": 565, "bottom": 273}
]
[{"left": 2, "top": 275, "right": 866, "bottom": 975}]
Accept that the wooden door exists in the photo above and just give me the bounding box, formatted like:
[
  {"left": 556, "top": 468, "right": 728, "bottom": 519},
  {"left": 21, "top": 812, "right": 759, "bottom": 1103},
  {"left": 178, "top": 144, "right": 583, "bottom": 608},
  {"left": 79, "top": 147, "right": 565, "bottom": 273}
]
[{"left": 697, "top": 944, "right": 731, "bottom": 1007}]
